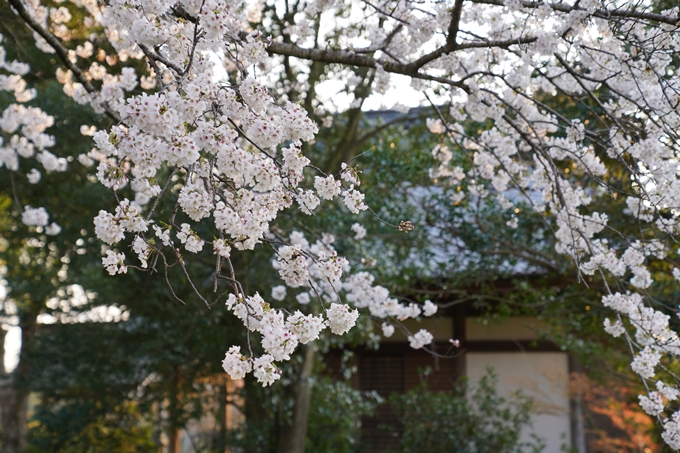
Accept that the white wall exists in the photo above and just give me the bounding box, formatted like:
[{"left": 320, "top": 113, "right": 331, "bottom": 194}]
[{"left": 466, "top": 352, "right": 572, "bottom": 453}]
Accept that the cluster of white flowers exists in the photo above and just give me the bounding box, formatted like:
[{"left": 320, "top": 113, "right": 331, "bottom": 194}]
[
  {"left": 19, "top": 205, "right": 60, "bottom": 235},
  {"left": 351, "top": 223, "right": 366, "bottom": 240},
  {"left": 342, "top": 271, "right": 436, "bottom": 321},
  {"left": 222, "top": 290, "right": 331, "bottom": 384},
  {"left": 253, "top": 355, "right": 280, "bottom": 387},
  {"left": 603, "top": 318, "right": 625, "bottom": 338},
  {"left": 11, "top": 0, "right": 394, "bottom": 393},
  {"left": 132, "top": 235, "right": 150, "bottom": 268},
  {"left": 176, "top": 223, "right": 204, "bottom": 253},
  {"left": 342, "top": 188, "right": 368, "bottom": 214},
  {"left": 213, "top": 239, "right": 231, "bottom": 258},
  {"left": 326, "top": 303, "right": 360, "bottom": 335},
  {"left": 314, "top": 175, "right": 342, "bottom": 200},
  {"left": 414, "top": 0, "right": 680, "bottom": 442},
  {"left": 659, "top": 381, "right": 680, "bottom": 402},
  {"left": 222, "top": 346, "right": 252, "bottom": 380},
  {"left": 53, "top": 0, "right": 382, "bottom": 312},
  {"left": 260, "top": 310, "right": 298, "bottom": 361},
  {"left": 663, "top": 412, "right": 680, "bottom": 449},
  {"left": 296, "top": 292, "right": 311, "bottom": 305},
  {"left": 21, "top": 206, "right": 49, "bottom": 227},
  {"left": 271, "top": 285, "right": 287, "bottom": 301},
  {"left": 44, "top": 223, "right": 61, "bottom": 235},
  {"left": 273, "top": 232, "right": 439, "bottom": 333},
  {"left": 217, "top": 229, "right": 439, "bottom": 382},
  {"left": 639, "top": 392, "right": 664, "bottom": 416},
  {"left": 381, "top": 322, "right": 395, "bottom": 337},
  {"left": 296, "top": 189, "right": 320, "bottom": 215},
  {"left": 0, "top": 33, "right": 63, "bottom": 235},
  {"left": 408, "top": 329, "right": 434, "bottom": 349},
  {"left": 286, "top": 311, "right": 326, "bottom": 344},
  {"left": 631, "top": 347, "right": 662, "bottom": 380},
  {"left": 102, "top": 250, "right": 127, "bottom": 275},
  {"left": 423, "top": 300, "right": 438, "bottom": 317},
  {"left": 276, "top": 245, "right": 309, "bottom": 288},
  {"left": 94, "top": 200, "right": 147, "bottom": 244},
  {"left": 26, "top": 168, "right": 41, "bottom": 184}
]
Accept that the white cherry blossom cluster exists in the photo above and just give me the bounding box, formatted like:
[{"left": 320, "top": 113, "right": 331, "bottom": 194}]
[
  {"left": 89, "top": 59, "right": 365, "bottom": 274},
  {"left": 21, "top": 206, "right": 49, "bottom": 227},
  {"left": 222, "top": 292, "right": 325, "bottom": 385},
  {"left": 278, "top": 232, "right": 438, "bottom": 337},
  {"left": 326, "top": 303, "right": 360, "bottom": 335},
  {"left": 416, "top": 1, "right": 680, "bottom": 444},
  {"left": 221, "top": 346, "right": 252, "bottom": 380},
  {"left": 408, "top": 329, "right": 434, "bottom": 350},
  {"left": 0, "top": 33, "right": 62, "bottom": 234},
  {"left": 248, "top": 0, "right": 678, "bottom": 438},
  {"left": 10, "top": 0, "right": 394, "bottom": 396},
  {"left": 102, "top": 250, "right": 127, "bottom": 276},
  {"left": 351, "top": 223, "right": 366, "bottom": 240},
  {"left": 217, "top": 229, "right": 440, "bottom": 383},
  {"left": 639, "top": 392, "right": 664, "bottom": 417},
  {"left": 43, "top": 1, "right": 378, "bottom": 349}
]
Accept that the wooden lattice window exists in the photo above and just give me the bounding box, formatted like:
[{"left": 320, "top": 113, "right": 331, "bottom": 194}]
[{"left": 359, "top": 355, "right": 404, "bottom": 453}]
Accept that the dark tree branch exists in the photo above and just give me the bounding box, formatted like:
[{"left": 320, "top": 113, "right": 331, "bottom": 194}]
[
  {"left": 139, "top": 43, "right": 184, "bottom": 75},
  {"left": 457, "top": 35, "right": 538, "bottom": 49},
  {"left": 7, "top": 0, "right": 120, "bottom": 122},
  {"left": 470, "top": 0, "right": 679, "bottom": 25},
  {"left": 447, "top": 0, "right": 465, "bottom": 48},
  {"left": 267, "top": 41, "right": 467, "bottom": 88}
]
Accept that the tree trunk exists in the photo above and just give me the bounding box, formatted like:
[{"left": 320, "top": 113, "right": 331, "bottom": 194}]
[
  {"left": 167, "top": 365, "right": 182, "bottom": 453},
  {"left": 0, "top": 322, "right": 35, "bottom": 453},
  {"left": 168, "top": 428, "right": 181, "bottom": 453},
  {"left": 0, "top": 381, "right": 28, "bottom": 453},
  {"left": 152, "top": 401, "right": 164, "bottom": 453},
  {"left": 217, "top": 378, "right": 228, "bottom": 453},
  {"left": 276, "top": 344, "right": 316, "bottom": 453},
  {"left": 244, "top": 374, "right": 270, "bottom": 453}
]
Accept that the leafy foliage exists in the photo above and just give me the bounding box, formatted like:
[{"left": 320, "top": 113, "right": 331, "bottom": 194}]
[
  {"left": 28, "top": 401, "right": 155, "bottom": 453},
  {"left": 390, "top": 370, "right": 544, "bottom": 453},
  {"left": 306, "top": 378, "right": 379, "bottom": 453}
]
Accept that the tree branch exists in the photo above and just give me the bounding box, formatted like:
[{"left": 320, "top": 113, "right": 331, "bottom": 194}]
[
  {"left": 470, "top": 0, "right": 679, "bottom": 26},
  {"left": 447, "top": 0, "right": 465, "bottom": 48},
  {"left": 138, "top": 43, "right": 184, "bottom": 76},
  {"left": 267, "top": 41, "right": 467, "bottom": 88},
  {"left": 7, "top": 0, "right": 120, "bottom": 122}
]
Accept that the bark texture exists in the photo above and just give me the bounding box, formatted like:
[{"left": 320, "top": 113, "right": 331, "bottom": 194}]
[
  {"left": 0, "top": 324, "right": 33, "bottom": 453},
  {"left": 276, "top": 344, "right": 316, "bottom": 453}
]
